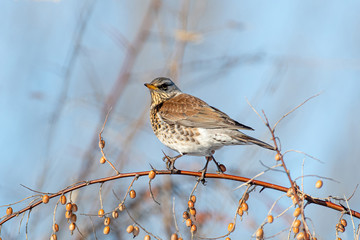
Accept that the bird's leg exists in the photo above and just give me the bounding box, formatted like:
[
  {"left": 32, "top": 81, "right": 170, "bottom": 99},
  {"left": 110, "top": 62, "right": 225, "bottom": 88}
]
[
  {"left": 162, "top": 151, "right": 184, "bottom": 173},
  {"left": 198, "top": 156, "right": 212, "bottom": 184},
  {"left": 210, "top": 154, "right": 224, "bottom": 174}
]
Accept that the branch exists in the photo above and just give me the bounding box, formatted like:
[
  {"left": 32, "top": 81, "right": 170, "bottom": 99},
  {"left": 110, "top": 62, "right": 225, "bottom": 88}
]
[{"left": 1, "top": 170, "right": 359, "bottom": 226}]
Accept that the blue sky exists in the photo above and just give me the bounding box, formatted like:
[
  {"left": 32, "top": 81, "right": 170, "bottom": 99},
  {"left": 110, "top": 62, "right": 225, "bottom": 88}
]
[{"left": 1, "top": 1, "right": 359, "bottom": 239}]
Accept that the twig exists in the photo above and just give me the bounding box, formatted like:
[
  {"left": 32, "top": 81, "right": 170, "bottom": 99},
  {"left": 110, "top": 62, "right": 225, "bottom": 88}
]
[
  {"left": 149, "top": 177, "right": 160, "bottom": 205},
  {"left": 125, "top": 208, "right": 162, "bottom": 240},
  {"left": 99, "top": 108, "right": 120, "bottom": 175},
  {"left": 172, "top": 197, "right": 182, "bottom": 239},
  {"left": 272, "top": 93, "right": 321, "bottom": 131}
]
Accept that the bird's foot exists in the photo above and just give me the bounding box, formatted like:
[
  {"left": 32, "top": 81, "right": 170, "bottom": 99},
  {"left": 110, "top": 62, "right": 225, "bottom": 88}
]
[{"left": 162, "top": 153, "right": 181, "bottom": 174}]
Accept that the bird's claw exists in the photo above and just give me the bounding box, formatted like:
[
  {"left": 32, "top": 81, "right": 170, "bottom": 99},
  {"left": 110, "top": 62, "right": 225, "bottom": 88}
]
[{"left": 163, "top": 155, "right": 179, "bottom": 173}]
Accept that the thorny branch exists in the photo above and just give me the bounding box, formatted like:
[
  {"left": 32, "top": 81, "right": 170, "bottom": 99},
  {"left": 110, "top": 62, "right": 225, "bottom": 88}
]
[{"left": 1, "top": 170, "right": 359, "bottom": 226}]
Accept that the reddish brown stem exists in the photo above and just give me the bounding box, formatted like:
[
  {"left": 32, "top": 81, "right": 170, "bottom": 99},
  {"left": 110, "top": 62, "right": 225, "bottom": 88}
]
[{"left": 1, "top": 170, "right": 359, "bottom": 226}]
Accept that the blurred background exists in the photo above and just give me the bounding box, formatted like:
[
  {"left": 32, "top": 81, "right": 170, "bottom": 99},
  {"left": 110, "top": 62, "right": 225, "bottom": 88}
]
[{"left": 0, "top": 0, "right": 359, "bottom": 239}]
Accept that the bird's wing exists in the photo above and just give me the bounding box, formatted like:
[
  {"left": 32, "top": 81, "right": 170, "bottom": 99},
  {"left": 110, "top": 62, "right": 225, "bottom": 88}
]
[{"left": 158, "top": 94, "right": 254, "bottom": 130}]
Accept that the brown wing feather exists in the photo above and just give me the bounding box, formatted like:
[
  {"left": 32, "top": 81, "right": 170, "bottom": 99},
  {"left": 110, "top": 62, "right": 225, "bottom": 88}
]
[{"left": 158, "top": 94, "right": 254, "bottom": 130}]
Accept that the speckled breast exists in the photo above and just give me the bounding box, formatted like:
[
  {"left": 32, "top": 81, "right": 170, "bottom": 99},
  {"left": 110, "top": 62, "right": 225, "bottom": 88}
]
[{"left": 150, "top": 107, "right": 202, "bottom": 154}]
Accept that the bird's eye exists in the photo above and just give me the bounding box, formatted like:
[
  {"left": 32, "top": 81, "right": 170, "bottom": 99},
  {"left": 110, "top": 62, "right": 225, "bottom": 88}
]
[{"left": 159, "top": 84, "right": 168, "bottom": 91}]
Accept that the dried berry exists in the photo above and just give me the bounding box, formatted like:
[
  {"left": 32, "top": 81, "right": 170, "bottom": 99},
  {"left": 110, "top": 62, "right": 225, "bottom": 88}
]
[
  {"left": 315, "top": 180, "right": 323, "bottom": 189},
  {"left": 256, "top": 228, "right": 264, "bottom": 239},
  {"left": 127, "top": 225, "right": 134, "bottom": 233},
  {"left": 103, "top": 226, "right": 110, "bottom": 235},
  {"left": 100, "top": 156, "right": 106, "bottom": 164},
  {"left": 190, "top": 224, "right": 197, "bottom": 233},
  {"left": 53, "top": 223, "right": 59, "bottom": 232},
  {"left": 60, "top": 195, "right": 66, "bottom": 205},
  {"left": 42, "top": 195, "right": 49, "bottom": 204},
  {"left": 227, "top": 223, "right": 235, "bottom": 232},
  {"left": 129, "top": 190, "right": 136, "bottom": 199},
  {"left": 170, "top": 233, "right": 178, "bottom": 240},
  {"left": 293, "top": 219, "right": 301, "bottom": 228},
  {"left": 6, "top": 207, "right": 13, "bottom": 215},
  {"left": 112, "top": 210, "right": 119, "bottom": 219},
  {"left": 104, "top": 217, "right": 111, "bottom": 226},
  {"left": 66, "top": 203, "right": 72, "bottom": 211},
  {"left": 149, "top": 170, "right": 156, "bottom": 179},
  {"left": 293, "top": 207, "right": 301, "bottom": 217},
  {"left": 69, "top": 222, "right": 76, "bottom": 231},
  {"left": 188, "top": 200, "right": 194, "bottom": 209},
  {"left": 185, "top": 219, "right": 192, "bottom": 227},
  {"left": 341, "top": 219, "right": 347, "bottom": 227},
  {"left": 98, "top": 209, "right": 105, "bottom": 218}
]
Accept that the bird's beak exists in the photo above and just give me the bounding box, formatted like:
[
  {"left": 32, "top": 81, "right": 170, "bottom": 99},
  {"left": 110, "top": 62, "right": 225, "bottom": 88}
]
[{"left": 144, "top": 83, "right": 158, "bottom": 90}]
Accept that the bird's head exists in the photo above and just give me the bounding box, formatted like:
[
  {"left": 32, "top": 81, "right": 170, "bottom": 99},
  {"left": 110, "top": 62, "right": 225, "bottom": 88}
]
[{"left": 144, "top": 77, "right": 182, "bottom": 105}]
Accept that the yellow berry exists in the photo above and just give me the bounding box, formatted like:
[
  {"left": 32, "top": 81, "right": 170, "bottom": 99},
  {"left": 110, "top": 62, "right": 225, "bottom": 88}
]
[
  {"left": 112, "top": 210, "right": 119, "bottom": 219},
  {"left": 100, "top": 156, "right": 106, "bottom": 164},
  {"left": 293, "top": 219, "right": 301, "bottom": 228},
  {"left": 293, "top": 227, "right": 299, "bottom": 234},
  {"left": 293, "top": 207, "right": 301, "bottom": 217},
  {"left": 267, "top": 215, "right": 274, "bottom": 223},
  {"left": 227, "top": 222, "right": 235, "bottom": 232},
  {"left": 118, "top": 203, "right": 125, "bottom": 211},
  {"left": 50, "top": 234, "right": 57, "bottom": 240},
  {"left": 104, "top": 217, "right": 111, "bottom": 226},
  {"left": 185, "top": 219, "right": 192, "bottom": 227},
  {"left": 190, "top": 195, "right": 196, "bottom": 203},
  {"left": 189, "top": 208, "right": 196, "bottom": 216},
  {"left": 315, "top": 180, "right": 323, "bottom": 189},
  {"left": 98, "top": 209, "right": 105, "bottom": 218},
  {"left": 69, "top": 222, "right": 76, "bottom": 231},
  {"left": 241, "top": 202, "right": 248, "bottom": 211},
  {"left": 65, "top": 203, "right": 72, "bottom": 211},
  {"left": 225, "top": 238, "right": 231, "bottom": 240},
  {"left": 60, "top": 195, "right": 66, "bottom": 205},
  {"left": 341, "top": 219, "right": 347, "bottom": 227},
  {"left": 237, "top": 208, "right": 244, "bottom": 216},
  {"left": 336, "top": 223, "right": 345, "bottom": 233},
  {"left": 127, "top": 225, "right": 134, "bottom": 233},
  {"left": 103, "top": 226, "right": 110, "bottom": 235},
  {"left": 129, "top": 190, "right": 136, "bottom": 199},
  {"left": 188, "top": 200, "right": 194, "bottom": 209},
  {"left": 65, "top": 211, "right": 72, "bottom": 219},
  {"left": 170, "top": 233, "right": 178, "bottom": 240},
  {"left": 275, "top": 153, "right": 281, "bottom": 161},
  {"left": 256, "top": 228, "right": 264, "bottom": 239},
  {"left": 296, "top": 232, "right": 304, "bottom": 240},
  {"left": 144, "top": 235, "right": 151, "bottom": 240},
  {"left": 6, "top": 207, "right": 13, "bottom": 215},
  {"left": 53, "top": 223, "right": 59, "bottom": 232},
  {"left": 42, "top": 194, "right": 50, "bottom": 204},
  {"left": 149, "top": 170, "right": 156, "bottom": 180},
  {"left": 190, "top": 224, "right": 197, "bottom": 233}
]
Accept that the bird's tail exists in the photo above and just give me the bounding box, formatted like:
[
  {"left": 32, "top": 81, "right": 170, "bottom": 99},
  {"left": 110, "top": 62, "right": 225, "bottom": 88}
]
[{"left": 233, "top": 132, "right": 276, "bottom": 151}]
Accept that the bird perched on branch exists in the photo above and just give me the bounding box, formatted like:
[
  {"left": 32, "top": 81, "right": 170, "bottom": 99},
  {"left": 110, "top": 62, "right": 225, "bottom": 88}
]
[{"left": 145, "top": 77, "right": 275, "bottom": 182}]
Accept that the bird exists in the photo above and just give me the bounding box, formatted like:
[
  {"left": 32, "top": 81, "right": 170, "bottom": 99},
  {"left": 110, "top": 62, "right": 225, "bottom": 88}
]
[{"left": 144, "top": 77, "right": 275, "bottom": 182}]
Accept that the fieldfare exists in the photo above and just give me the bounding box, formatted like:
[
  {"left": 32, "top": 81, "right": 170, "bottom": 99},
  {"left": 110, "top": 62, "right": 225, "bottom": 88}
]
[{"left": 145, "top": 77, "right": 275, "bottom": 182}]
